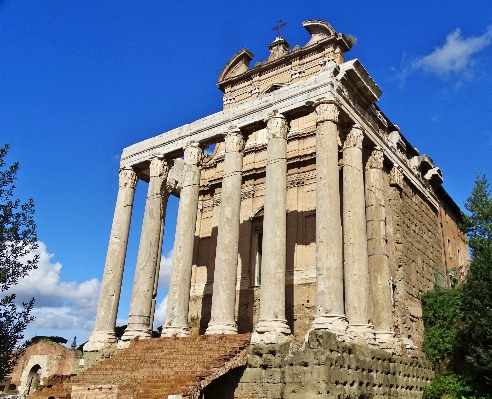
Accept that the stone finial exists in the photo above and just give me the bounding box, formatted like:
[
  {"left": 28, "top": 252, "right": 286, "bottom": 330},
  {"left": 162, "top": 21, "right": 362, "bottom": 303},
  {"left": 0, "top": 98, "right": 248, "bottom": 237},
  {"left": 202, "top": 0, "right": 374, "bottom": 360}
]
[
  {"left": 184, "top": 141, "right": 203, "bottom": 165},
  {"left": 118, "top": 167, "right": 138, "bottom": 189},
  {"left": 267, "top": 37, "right": 290, "bottom": 62},
  {"left": 366, "top": 146, "right": 384, "bottom": 170},
  {"left": 389, "top": 165, "right": 404, "bottom": 188},
  {"left": 266, "top": 112, "right": 288, "bottom": 140},
  {"left": 314, "top": 100, "right": 339, "bottom": 123},
  {"left": 343, "top": 125, "right": 364, "bottom": 150},
  {"left": 224, "top": 126, "right": 245, "bottom": 153},
  {"left": 149, "top": 157, "right": 169, "bottom": 178}
]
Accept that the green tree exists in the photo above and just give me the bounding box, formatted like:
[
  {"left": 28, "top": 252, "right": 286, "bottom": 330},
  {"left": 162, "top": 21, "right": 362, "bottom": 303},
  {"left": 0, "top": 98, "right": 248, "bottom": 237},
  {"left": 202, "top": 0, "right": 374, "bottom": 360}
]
[
  {"left": 422, "top": 174, "right": 492, "bottom": 398},
  {"left": 0, "top": 144, "right": 38, "bottom": 380},
  {"left": 459, "top": 173, "right": 492, "bottom": 393}
]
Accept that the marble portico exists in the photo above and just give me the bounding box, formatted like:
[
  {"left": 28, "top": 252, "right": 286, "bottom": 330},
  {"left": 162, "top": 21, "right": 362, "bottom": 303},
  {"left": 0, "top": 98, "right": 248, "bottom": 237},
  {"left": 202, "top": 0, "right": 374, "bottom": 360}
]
[{"left": 85, "top": 20, "right": 463, "bottom": 355}]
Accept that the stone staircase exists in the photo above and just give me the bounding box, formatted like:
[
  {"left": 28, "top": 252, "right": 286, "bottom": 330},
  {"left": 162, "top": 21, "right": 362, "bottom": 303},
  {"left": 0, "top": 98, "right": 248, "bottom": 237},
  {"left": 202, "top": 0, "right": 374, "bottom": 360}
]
[{"left": 29, "top": 334, "right": 251, "bottom": 399}]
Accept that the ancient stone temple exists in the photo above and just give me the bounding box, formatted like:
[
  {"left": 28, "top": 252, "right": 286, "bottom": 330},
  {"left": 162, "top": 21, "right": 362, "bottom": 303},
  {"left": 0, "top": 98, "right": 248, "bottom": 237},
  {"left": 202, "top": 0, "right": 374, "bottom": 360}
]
[{"left": 33, "top": 20, "right": 469, "bottom": 399}]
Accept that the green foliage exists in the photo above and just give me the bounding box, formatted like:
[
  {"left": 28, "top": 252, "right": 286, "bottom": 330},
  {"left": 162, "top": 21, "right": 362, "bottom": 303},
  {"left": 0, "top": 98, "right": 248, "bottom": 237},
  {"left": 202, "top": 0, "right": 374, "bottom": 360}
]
[
  {"left": 421, "top": 288, "right": 462, "bottom": 365},
  {"left": 423, "top": 173, "right": 492, "bottom": 397},
  {"left": 0, "top": 143, "right": 38, "bottom": 380},
  {"left": 423, "top": 374, "right": 484, "bottom": 399},
  {"left": 459, "top": 174, "right": 492, "bottom": 393},
  {"left": 25, "top": 336, "right": 68, "bottom": 346}
]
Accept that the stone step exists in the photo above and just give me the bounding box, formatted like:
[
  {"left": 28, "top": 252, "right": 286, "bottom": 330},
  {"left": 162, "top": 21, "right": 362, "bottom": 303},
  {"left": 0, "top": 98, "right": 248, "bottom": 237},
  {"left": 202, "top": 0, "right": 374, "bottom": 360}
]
[{"left": 29, "top": 334, "right": 251, "bottom": 399}]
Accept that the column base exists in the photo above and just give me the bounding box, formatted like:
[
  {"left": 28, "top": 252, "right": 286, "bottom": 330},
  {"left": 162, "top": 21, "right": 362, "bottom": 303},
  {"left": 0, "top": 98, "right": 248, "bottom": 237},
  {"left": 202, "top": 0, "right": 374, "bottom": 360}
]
[
  {"left": 83, "top": 330, "right": 117, "bottom": 352},
  {"left": 118, "top": 326, "right": 151, "bottom": 349},
  {"left": 251, "top": 318, "right": 291, "bottom": 344},
  {"left": 311, "top": 313, "right": 351, "bottom": 341},
  {"left": 160, "top": 325, "right": 190, "bottom": 337},
  {"left": 375, "top": 330, "right": 402, "bottom": 355},
  {"left": 205, "top": 321, "right": 238, "bottom": 335},
  {"left": 347, "top": 323, "right": 378, "bottom": 348}
]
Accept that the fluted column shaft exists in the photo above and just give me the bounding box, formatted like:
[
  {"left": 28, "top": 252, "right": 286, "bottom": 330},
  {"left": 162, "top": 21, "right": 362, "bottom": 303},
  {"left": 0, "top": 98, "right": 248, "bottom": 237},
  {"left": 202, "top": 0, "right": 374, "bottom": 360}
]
[
  {"left": 343, "top": 125, "right": 376, "bottom": 346},
  {"left": 311, "top": 100, "right": 348, "bottom": 336},
  {"left": 162, "top": 142, "right": 203, "bottom": 337},
  {"left": 84, "top": 167, "right": 138, "bottom": 351},
  {"left": 120, "top": 157, "right": 169, "bottom": 344},
  {"left": 252, "top": 113, "right": 291, "bottom": 344},
  {"left": 365, "top": 147, "right": 398, "bottom": 351},
  {"left": 206, "top": 128, "right": 245, "bottom": 335}
]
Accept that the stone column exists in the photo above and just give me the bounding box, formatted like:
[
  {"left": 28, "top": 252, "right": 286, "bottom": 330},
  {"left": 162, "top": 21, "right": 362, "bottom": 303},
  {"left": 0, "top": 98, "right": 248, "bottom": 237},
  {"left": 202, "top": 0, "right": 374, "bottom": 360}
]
[
  {"left": 84, "top": 167, "right": 138, "bottom": 351},
  {"left": 162, "top": 142, "right": 203, "bottom": 337},
  {"left": 311, "top": 100, "right": 348, "bottom": 338},
  {"left": 342, "top": 125, "right": 377, "bottom": 347},
  {"left": 252, "top": 112, "right": 291, "bottom": 344},
  {"left": 120, "top": 157, "right": 169, "bottom": 345},
  {"left": 365, "top": 147, "right": 399, "bottom": 353},
  {"left": 206, "top": 127, "right": 245, "bottom": 335}
]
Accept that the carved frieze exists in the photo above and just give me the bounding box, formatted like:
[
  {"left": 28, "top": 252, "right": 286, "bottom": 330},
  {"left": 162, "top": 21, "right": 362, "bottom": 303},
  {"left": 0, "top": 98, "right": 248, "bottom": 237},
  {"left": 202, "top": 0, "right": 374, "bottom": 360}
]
[{"left": 338, "top": 81, "right": 378, "bottom": 131}]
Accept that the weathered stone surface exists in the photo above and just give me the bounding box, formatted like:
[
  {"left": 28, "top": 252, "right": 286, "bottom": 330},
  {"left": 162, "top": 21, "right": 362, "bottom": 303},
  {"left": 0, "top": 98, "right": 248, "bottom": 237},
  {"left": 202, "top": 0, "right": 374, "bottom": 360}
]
[
  {"left": 312, "top": 99, "right": 348, "bottom": 338},
  {"left": 85, "top": 167, "right": 138, "bottom": 351},
  {"left": 252, "top": 113, "right": 291, "bottom": 344},
  {"left": 342, "top": 126, "right": 376, "bottom": 347},
  {"left": 206, "top": 127, "right": 245, "bottom": 335},
  {"left": 162, "top": 142, "right": 203, "bottom": 337},
  {"left": 120, "top": 157, "right": 169, "bottom": 344}
]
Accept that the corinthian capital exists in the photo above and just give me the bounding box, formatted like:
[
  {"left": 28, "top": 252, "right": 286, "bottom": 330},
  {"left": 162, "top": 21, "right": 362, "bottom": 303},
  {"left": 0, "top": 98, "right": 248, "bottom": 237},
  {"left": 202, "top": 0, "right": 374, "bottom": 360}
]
[
  {"left": 389, "top": 164, "right": 404, "bottom": 188},
  {"left": 149, "top": 157, "right": 170, "bottom": 178},
  {"left": 184, "top": 141, "right": 203, "bottom": 165},
  {"left": 366, "top": 146, "right": 384, "bottom": 170},
  {"left": 266, "top": 112, "right": 288, "bottom": 140},
  {"left": 224, "top": 126, "right": 245, "bottom": 153},
  {"left": 118, "top": 167, "right": 138, "bottom": 189},
  {"left": 343, "top": 125, "right": 364, "bottom": 150},
  {"left": 314, "top": 100, "right": 339, "bottom": 124}
]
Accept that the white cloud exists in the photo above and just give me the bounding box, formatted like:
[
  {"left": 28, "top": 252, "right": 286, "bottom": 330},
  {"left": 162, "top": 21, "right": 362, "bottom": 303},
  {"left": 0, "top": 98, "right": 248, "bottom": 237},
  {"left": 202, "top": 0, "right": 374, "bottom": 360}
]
[
  {"left": 158, "top": 250, "right": 173, "bottom": 289},
  {"left": 152, "top": 250, "right": 172, "bottom": 329},
  {"left": 153, "top": 295, "right": 168, "bottom": 329},
  {"left": 8, "top": 242, "right": 101, "bottom": 338},
  {"left": 414, "top": 26, "right": 492, "bottom": 76}
]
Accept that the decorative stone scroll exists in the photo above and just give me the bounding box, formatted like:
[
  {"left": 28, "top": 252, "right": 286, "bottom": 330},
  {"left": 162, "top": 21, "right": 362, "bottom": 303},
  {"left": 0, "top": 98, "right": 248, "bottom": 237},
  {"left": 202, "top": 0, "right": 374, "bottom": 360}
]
[
  {"left": 119, "top": 167, "right": 138, "bottom": 189},
  {"left": 389, "top": 164, "right": 404, "bottom": 189},
  {"left": 366, "top": 146, "right": 384, "bottom": 170},
  {"left": 224, "top": 126, "right": 245, "bottom": 153},
  {"left": 343, "top": 125, "right": 364, "bottom": 150}
]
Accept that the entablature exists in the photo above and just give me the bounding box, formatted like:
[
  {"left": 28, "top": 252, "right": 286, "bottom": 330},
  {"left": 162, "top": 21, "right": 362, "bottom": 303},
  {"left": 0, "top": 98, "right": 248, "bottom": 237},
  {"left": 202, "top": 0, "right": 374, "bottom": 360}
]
[{"left": 121, "top": 56, "right": 442, "bottom": 210}]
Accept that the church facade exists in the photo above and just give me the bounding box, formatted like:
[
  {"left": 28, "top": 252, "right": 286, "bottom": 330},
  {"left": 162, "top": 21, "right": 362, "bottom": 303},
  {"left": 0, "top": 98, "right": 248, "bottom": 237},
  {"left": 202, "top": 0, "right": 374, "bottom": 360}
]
[{"left": 84, "top": 20, "right": 468, "bottom": 359}]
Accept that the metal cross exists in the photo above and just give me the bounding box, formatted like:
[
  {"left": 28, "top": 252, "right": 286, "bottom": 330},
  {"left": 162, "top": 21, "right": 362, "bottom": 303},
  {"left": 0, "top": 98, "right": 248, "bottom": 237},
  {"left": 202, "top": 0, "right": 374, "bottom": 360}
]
[{"left": 272, "top": 20, "right": 287, "bottom": 37}]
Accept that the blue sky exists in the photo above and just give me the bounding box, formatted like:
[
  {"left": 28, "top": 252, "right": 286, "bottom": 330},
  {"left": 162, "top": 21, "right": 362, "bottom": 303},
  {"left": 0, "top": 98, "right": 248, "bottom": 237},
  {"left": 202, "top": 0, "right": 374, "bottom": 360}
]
[{"left": 1, "top": 1, "right": 491, "bottom": 346}]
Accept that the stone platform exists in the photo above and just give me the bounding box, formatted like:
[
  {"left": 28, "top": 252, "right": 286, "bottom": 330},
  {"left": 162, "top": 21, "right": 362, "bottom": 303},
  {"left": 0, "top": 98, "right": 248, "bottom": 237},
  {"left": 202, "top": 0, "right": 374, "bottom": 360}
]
[{"left": 28, "top": 334, "right": 251, "bottom": 399}]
